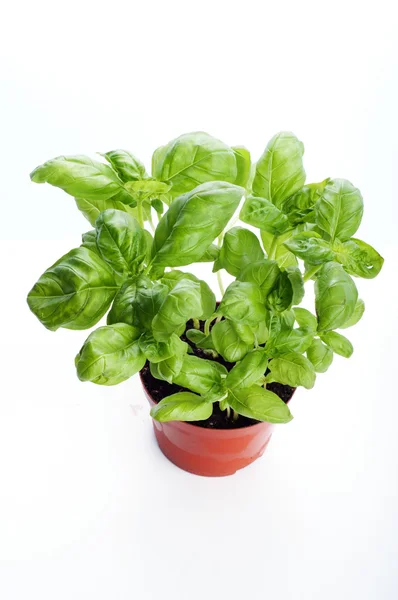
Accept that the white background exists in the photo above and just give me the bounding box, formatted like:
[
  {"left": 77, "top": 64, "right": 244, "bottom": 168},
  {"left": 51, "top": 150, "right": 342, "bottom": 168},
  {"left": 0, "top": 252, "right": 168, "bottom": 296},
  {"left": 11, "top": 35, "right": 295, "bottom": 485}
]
[{"left": 1, "top": 1, "right": 397, "bottom": 598}]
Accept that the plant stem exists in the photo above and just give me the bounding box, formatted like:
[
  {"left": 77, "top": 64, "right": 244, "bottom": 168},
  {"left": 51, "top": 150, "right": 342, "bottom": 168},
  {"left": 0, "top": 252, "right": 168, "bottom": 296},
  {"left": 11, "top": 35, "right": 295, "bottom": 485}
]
[
  {"left": 232, "top": 410, "right": 239, "bottom": 422},
  {"left": 137, "top": 199, "right": 144, "bottom": 228},
  {"left": 147, "top": 213, "right": 155, "bottom": 233},
  {"left": 304, "top": 265, "right": 321, "bottom": 282},
  {"left": 226, "top": 406, "right": 231, "bottom": 419},
  {"left": 192, "top": 318, "right": 200, "bottom": 330},
  {"left": 268, "top": 235, "right": 278, "bottom": 260},
  {"left": 216, "top": 270, "right": 225, "bottom": 297}
]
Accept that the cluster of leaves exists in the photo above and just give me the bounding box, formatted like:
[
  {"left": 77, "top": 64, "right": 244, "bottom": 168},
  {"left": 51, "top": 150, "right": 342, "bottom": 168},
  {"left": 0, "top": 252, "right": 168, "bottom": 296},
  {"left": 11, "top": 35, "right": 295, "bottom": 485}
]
[{"left": 27, "top": 131, "right": 383, "bottom": 425}]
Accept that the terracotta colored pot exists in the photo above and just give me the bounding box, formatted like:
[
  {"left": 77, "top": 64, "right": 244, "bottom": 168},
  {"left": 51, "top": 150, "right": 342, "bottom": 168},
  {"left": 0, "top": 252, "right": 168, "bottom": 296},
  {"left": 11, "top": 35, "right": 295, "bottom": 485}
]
[{"left": 140, "top": 375, "right": 283, "bottom": 477}]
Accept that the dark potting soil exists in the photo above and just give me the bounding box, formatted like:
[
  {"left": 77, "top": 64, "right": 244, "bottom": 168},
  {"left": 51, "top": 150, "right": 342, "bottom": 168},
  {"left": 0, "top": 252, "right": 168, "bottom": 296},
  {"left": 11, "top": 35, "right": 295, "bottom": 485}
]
[{"left": 140, "top": 319, "right": 295, "bottom": 430}]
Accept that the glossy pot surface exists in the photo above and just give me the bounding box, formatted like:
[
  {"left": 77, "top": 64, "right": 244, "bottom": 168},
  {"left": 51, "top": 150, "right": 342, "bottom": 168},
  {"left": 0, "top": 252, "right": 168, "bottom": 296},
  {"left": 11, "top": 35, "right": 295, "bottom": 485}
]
[{"left": 140, "top": 376, "right": 276, "bottom": 477}]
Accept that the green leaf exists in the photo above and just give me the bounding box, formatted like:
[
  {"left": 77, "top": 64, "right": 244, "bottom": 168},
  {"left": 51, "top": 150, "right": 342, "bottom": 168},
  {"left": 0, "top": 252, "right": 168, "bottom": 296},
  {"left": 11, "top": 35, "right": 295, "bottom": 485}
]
[
  {"left": 173, "top": 355, "right": 227, "bottom": 397},
  {"left": 232, "top": 146, "right": 251, "bottom": 187},
  {"left": 125, "top": 179, "right": 171, "bottom": 201},
  {"left": 315, "top": 262, "right": 358, "bottom": 332},
  {"left": 268, "top": 328, "right": 314, "bottom": 357},
  {"left": 238, "top": 259, "right": 280, "bottom": 298},
  {"left": 143, "top": 230, "right": 153, "bottom": 264},
  {"left": 139, "top": 332, "right": 187, "bottom": 363},
  {"left": 152, "top": 132, "right": 237, "bottom": 198},
  {"left": 261, "top": 229, "right": 298, "bottom": 268},
  {"left": 152, "top": 278, "right": 203, "bottom": 342},
  {"left": 320, "top": 331, "right": 353, "bottom": 358},
  {"left": 107, "top": 280, "right": 138, "bottom": 326},
  {"left": 95, "top": 209, "right": 146, "bottom": 276},
  {"left": 81, "top": 230, "right": 97, "bottom": 253},
  {"left": 213, "top": 227, "right": 264, "bottom": 277},
  {"left": 333, "top": 238, "right": 384, "bottom": 279},
  {"left": 161, "top": 270, "right": 216, "bottom": 320},
  {"left": 102, "top": 149, "right": 148, "bottom": 182},
  {"left": 306, "top": 339, "right": 334, "bottom": 373},
  {"left": 150, "top": 354, "right": 185, "bottom": 384},
  {"left": 186, "top": 329, "right": 215, "bottom": 350},
  {"left": 197, "top": 244, "right": 220, "bottom": 263},
  {"left": 226, "top": 349, "right": 269, "bottom": 390},
  {"left": 30, "top": 155, "right": 134, "bottom": 203},
  {"left": 293, "top": 308, "right": 317, "bottom": 331},
  {"left": 284, "top": 232, "right": 335, "bottom": 264},
  {"left": 267, "top": 266, "right": 304, "bottom": 313},
  {"left": 340, "top": 299, "right": 365, "bottom": 329},
  {"left": 228, "top": 386, "right": 293, "bottom": 423},
  {"left": 265, "top": 352, "right": 316, "bottom": 389},
  {"left": 27, "top": 247, "right": 118, "bottom": 331},
  {"left": 151, "top": 181, "right": 243, "bottom": 267},
  {"left": 252, "top": 132, "right": 306, "bottom": 209},
  {"left": 75, "top": 323, "right": 144, "bottom": 385},
  {"left": 217, "top": 281, "right": 266, "bottom": 326},
  {"left": 314, "top": 179, "right": 363, "bottom": 241},
  {"left": 211, "top": 320, "right": 252, "bottom": 362},
  {"left": 134, "top": 280, "right": 169, "bottom": 330},
  {"left": 150, "top": 392, "right": 213, "bottom": 422},
  {"left": 283, "top": 179, "right": 330, "bottom": 225},
  {"left": 75, "top": 196, "right": 138, "bottom": 226},
  {"left": 240, "top": 195, "right": 290, "bottom": 234}
]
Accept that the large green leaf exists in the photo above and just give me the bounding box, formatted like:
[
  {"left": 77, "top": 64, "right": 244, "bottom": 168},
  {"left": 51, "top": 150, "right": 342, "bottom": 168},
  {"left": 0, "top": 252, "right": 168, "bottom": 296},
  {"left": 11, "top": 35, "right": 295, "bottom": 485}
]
[
  {"left": 333, "top": 238, "right": 384, "bottom": 279},
  {"left": 140, "top": 333, "right": 187, "bottom": 364},
  {"left": 265, "top": 352, "right": 316, "bottom": 389},
  {"left": 160, "top": 270, "right": 216, "bottom": 320},
  {"left": 252, "top": 132, "right": 306, "bottom": 209},
  {"left": 261, "top": 229, "right": 298, "bottom": 268},
  {"left": 225, "top": 349, "right": 269, "bottom": 390},
  {"left": 293, "top": 308, "right": 317, "bottom": 331},
  {"left": 314, "top": 178, "right": 363, "bottom": 241},
  {"left": 268, "top": 328, "right": 314, "bottom": 357},
  {"left": 102, "top": 149, "right": 148, "bottom": 182},
  {"left": 95, "top": 209, "right": 146, "bottom": 276},
  {"left": 75, "top": 323, "right": 144, "bottom": 385},
  {"left": 340, "top": 299, "right": 365, "bottom": 329},
  {"left": 315, "top": 262, "right": 358, "bottom": 331},
  {"left": 267, "top": 266, "right": 304, "bottom": 313},
  {"left": 151, "top": 181, "right": 243, "bottom": 267},
  {"left": 217, "top": 281, "right": 266, "bottom": 326},
  {"left": 240, "top": 195, "right": 290, "bottom": 234},
  {"left": 232, "top": 146, "right": 251, "bottom": 187},
  {"left": 173, "top": 355, "right": 227, "bottom": 399},
  {"left": 30, "top": 155, "right": 134, "bottom": 204},
  {"left": 75, "top": 196, "right": 138, "bottom": 226},
  {"left": 211, "top": 320, "right": 252, "bottom": 362},
  {"left": 152, "top": 278, "right": 203, "bottom": 342},
  {"left": 150, "top": 392, "right": 213, "bottom": 422},
  {"left": 238, "top": 259, "right": 280, "bottom": 298},
  {"left": 27, "top": 247, "right": 118, "bottom": 331},
  {"left": 228, "top": 386, "right": 293, "bottom": 423},
  {"left": 152, "top": 132, "right": 237, "bottom": 198},
  {"left": 320, "top": 331, "right": 353, "bottom": 358},
  {"left": 306, "top": 339, "right": 334, "bottom": 373},
  {"left": 213, "top": 227, "right": 264, "bottom": 276},
  {"left": 284, "top": 232, "right": 335, "bottom": 264}
]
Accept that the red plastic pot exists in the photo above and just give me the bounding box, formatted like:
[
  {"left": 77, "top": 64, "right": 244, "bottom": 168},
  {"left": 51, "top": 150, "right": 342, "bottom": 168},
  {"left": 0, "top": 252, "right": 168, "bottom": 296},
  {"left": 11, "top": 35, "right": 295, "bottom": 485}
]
[{"left": 140, "top": 375, "right": 288, "bottom": 477}]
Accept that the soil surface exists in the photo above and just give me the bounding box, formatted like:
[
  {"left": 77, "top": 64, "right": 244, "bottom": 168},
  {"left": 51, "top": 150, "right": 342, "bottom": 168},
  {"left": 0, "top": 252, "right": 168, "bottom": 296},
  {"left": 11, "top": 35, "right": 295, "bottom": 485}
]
[{"left": 140, "top": 319, "right": 295, "bottom": 430}]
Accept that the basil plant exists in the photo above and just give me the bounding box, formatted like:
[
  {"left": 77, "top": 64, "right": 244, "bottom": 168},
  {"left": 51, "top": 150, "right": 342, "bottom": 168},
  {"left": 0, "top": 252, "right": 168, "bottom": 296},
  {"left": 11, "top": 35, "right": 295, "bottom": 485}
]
[{"left": 27, "top": 132, "right": 383, "bottom": 425}]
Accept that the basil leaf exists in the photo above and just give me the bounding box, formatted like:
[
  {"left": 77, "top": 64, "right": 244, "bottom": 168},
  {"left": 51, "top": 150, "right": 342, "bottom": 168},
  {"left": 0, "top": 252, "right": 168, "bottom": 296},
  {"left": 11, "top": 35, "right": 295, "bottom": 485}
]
[
  {"left": 161, "top": 270, "right": 216, "bottom": 320},
  {"left": 95, "top": 209, "right": 146, "bottom": 276},
  {"left": 151, "top": 181, "right": 243, "bottom": 267},
  {"left": 213, "top": 227, "right": 264, "bottom": 277},
  {"left": 185, "top": 329, "right": 215, "bottom": 350},
  {"left": 217, "top": 281, "right": 266, "bottom": 325},
  {"left": 238, "top": 259, "right": 280, "bottom": 298},
  {"left": 261, "top": 229, "right": 298, "bottom": 268},
  {"left": 333, "top": 238, "right": 384, "bottom": 279},
  {"left": 30, "top": 155, "right": 135, "bottom": 204},
  {"left": 293, "top": 308, "right": 317, "bottom": 331},
  {"left": 125, "top": 179, "right": 171, "bottom": 202},
  {"left": 226, "top": 349, "right": 269, "bottom": 390},
  {"left": 240, "top": 195, "right": 290, "bottom": 235},
  {"left": 143, "top": 230, "right": 153, "bottom": 264},
  {"left": 81, "top": 230, "right": 97, "bottom": 253},
  {"left": 315, "top": 179, "right": 363, "bottom": 241},
  {"left": 107, "top": 280, "right": 139, "bottom": 326},
  {"left": 268, "top": 328, "right": 314, "bottom": 357},
  {"left": 228, "top": 386, "right": 293, "bottom": 423},
  {"left": 306, "top": 339, "right": 334, "bottom": 373},
  {"left": 197, "top": 244, "right": 220, "bottom": 263},
  {"left": 320, "top": 331, "right": 353, "bottom": 358},
  {"left": 232, "top": 146, "right": 251, "bottom": 187},
  {"left": 75, "top": 323, "right": 144, "bottom": 385},
  {"left": 102, "top": 149, "right": 148, "bottom": 182},
  {"left": 152, "top": 278, "right": 203, "bottom": 342},
  {"left": 283, "top": 178, "right": 330, "bottom": 215},
  {"left": 150, "top": 354, "right": 185, "bottom": 384},
  {"left": 267, "top": 266, "right": 304, "bottom": 313},
  {"left": 150, "top": 392, "right": 213, "bottom": 423},
  {"left": 75, "top": 196, "right": 138, "bottom": 226},
  {"left": 252, "top": 132, "right": 306, "bottom": 209},
  {"left": 315, "top": 262, "right": 358, "bottom": 332},
  {"left": 152, "top": 132, "right": 237, "bottom": 198},
  {"left": 139, "top": 333, "right": 187, "bottom": 363},
  {"left": 340, "top": 299, "right": 365, "bottom": 329},
  {"left": 211, "top": 320, "right": 252, "bottom": 362},
  {"left": 265, "top": 352, "right": 316, "bottom": 389},
  {"left": 173, "top": 355, "right": 227, "bottom": 397},
  {"left": 284, "top": 232, "right": 335, "bottom": 264},
  {"left": 135, "top": 280, "right": 169, "bottom": 330},
  {"left": 27, "top": 247, "right": 118, "bottom": 331}
]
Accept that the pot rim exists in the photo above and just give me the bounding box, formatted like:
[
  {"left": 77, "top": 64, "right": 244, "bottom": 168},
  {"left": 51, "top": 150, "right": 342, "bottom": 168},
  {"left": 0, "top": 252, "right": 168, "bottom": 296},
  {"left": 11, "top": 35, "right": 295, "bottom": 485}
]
[{"left": 139, "top": 370, "right": 295, "bottom": 436}]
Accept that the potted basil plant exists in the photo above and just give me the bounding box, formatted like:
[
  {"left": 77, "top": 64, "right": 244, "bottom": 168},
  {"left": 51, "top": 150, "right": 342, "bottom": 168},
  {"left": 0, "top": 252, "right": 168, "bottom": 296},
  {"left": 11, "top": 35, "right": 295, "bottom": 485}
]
[{"left": 27, "top": 132, "right": 383, "bottom": 476}]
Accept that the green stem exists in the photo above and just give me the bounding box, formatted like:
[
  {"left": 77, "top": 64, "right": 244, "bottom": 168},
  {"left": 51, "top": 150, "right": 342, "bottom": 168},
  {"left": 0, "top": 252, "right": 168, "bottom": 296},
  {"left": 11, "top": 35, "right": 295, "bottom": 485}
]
[
  {"left": 268, "top": 235, "right": 278, "bottom": 260},
  {"left": 192, "top": 318, "right": 200, "bottom": 330},
  {"left": 232, "top": 410, "right": 239, "bottom": 422},
  {"left": 216, "top": 270, "right": 225, "bottom": 297},
  {"left": 137, "top": 199, "right": 144, "bottom": 228},
  {"left": 147, "top": 213, "right": 155, "bottom": 233},
  {"left": 304, "top": 265, "right": 321, "bottom": 282},
  {"left": 226, "top": 406, "right": 231, "bottom": 419}
]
